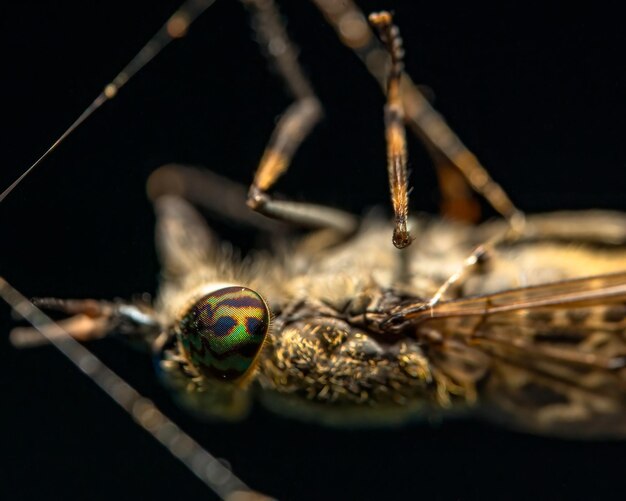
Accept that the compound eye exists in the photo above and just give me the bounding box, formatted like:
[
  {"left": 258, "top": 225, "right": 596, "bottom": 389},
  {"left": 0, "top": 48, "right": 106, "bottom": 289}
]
[{"left": 176, "top": 286, "right": 270, "bottom": 382}]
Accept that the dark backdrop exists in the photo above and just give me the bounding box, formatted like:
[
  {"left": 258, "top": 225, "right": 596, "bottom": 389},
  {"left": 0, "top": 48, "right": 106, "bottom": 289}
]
[{"left": 2, "top": 1, "right": 626, "bottom": 500}]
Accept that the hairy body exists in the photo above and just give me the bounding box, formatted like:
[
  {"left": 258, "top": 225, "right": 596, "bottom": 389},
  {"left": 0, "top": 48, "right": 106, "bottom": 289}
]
[{"left": 150, "top": 198, "right": 626, "bottom": 437}]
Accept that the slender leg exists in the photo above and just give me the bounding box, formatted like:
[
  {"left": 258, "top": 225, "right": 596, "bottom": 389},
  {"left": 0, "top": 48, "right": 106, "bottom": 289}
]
[
  {"left": 1, "top": 279, "right": 263, "bottom": 499},
  {"left": 147, "top": 163, "right": 289, "bottom": 233},
  {"left": 240, "top": 0, "right": 358, "bottom": 237},
  {"left": 367, "top": 12, "right": 484, "bottom": 248},
  {"left": 424, "top": 208, "right": 626, "bottom": 308},
  {"left": 9, "top": 297, "right": 160, "bottom": 348},
  {"left": 311, "top": 0, "right": 524, "bottom": 229},
  {"left": 147, "top": 163, "right": 356, "bottom": 253},
  {"left": 431, "top": 152, "right": 482, "bottom": 223},
  {"left": 313, "top": 1, "right": 528, "bottom": 297},
  {"left": 369, "top": 12, "right": 412, "bottom": 249},
  {"left": 153, "top": 194, "right": 220, "bottom": 277},
  {"left": 426, "top": 233, "right": 504, "bottom": 308},
  {"left": 10, "top": 194, "right": 220, "bottom": 348}
]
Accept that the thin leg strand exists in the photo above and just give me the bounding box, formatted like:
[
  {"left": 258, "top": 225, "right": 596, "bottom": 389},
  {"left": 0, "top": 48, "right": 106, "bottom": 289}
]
[
  {"left": 369, "top": 12, "right": 412, "bottom": 249},
  {"left": 311, "top": 0, "right": 526, "bottom": 231},
  {"left": 0, "top": 0, "right": 217, "bottom": 203},
  {"left": 241, "top": 0, "right": 357, "bottom": 236},
  {"left": 147, "top": 163, "right": 289, "bottom": 233},
  {"left": 427, "top": 238, "right": 493, "bottom": 309},
  {"left": 427, "top": 213, "right": 538, "bottom": 310},
  {"left": 9, "top": 297, "right": 159, "bottom": 348},
  {"left": 313, "top": 0, "right": 528, "bottom": 299},
  {"left": 0, "top": 278, "right": 270, "bottom": 501}
]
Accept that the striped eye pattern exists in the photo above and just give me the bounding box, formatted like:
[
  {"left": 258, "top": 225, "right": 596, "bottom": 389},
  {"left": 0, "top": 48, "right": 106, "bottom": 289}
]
[{"left": 177, "top": 286, "right": 270, "bottom": 381}]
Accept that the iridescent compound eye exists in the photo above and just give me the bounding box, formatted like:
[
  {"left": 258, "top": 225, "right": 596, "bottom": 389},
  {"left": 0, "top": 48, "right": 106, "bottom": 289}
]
[{"left": 176, "top": 286, "right": 270, "bottom": 382}]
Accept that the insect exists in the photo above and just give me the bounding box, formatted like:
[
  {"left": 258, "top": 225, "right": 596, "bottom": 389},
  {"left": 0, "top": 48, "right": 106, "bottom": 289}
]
[{"left": 5, "top": 0, "right": 624, "bottom": 500}]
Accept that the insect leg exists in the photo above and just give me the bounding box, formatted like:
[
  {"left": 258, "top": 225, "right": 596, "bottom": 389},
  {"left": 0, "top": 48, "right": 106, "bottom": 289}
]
[
  {"left": 0, "top": 278, "right": 268, "bottom": 500},
  {"left": 9, "top": 297, "right": 160, "bottom": 349},
  {"left": 153, "top": 193, "right": 224, "bottom": 278},
  {"left": 1, "top": 0, "right": 217, "bottom": 204},
  {"left": 475, "top": 210, "right": 626, "bottom": 245},
  {"left": 147, "top": 163, "right": 290, "bottom": 233},
  {"left": 241, "top": 0, "right": 358, "bottom": 237},
  {"left": 427, "top": 236, "right": 503, "bottom": 307},
  {"left": 311, "top": 0, "right": 524, "bottom": 228},
  {"left": 369, "top": 12, "right": 412, "bottom": 249},
  {"left": 428, "top": 207, "right": 626, "bottom": 307},
  {"left": 429, "top": 209, "right": 626, "bottom": 305},
  {"left": 10, "top": 196, "right": 228, "bottom": 350}
]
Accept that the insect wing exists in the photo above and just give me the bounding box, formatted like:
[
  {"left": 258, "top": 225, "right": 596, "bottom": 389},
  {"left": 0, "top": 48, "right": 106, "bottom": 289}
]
[
  {"left": 401, "top": 271, "right": 626, "bottom": 323},
  {"left": 419, "top": 272, "right": 626, "bottom": 438}
]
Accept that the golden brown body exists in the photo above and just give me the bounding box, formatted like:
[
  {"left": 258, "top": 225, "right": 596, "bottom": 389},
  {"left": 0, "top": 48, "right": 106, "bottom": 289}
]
[{"left": 153, "top": 205, "right": 626, "bottom": 437}]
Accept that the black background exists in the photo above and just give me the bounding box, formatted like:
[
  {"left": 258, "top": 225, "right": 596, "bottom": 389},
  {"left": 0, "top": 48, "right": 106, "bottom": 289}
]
[{"left": 2, "top": 1, "right": 626, "bottom": 500}]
